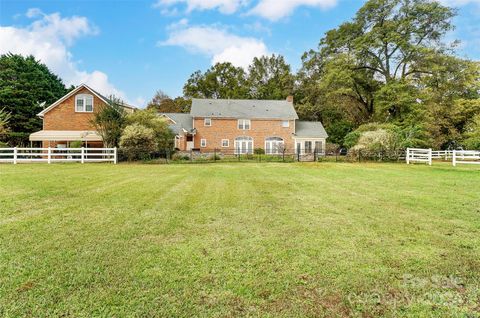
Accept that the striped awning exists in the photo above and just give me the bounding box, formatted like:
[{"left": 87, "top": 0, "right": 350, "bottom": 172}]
[{"left": 29, "top": 130, "right": 102, "bottom": 141}]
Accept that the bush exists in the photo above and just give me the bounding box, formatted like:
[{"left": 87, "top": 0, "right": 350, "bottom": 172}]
[
  {"left": 0, "top": 141, "right": 8, "bottom": 148},
  {"left": 125, "top": 109, "right": 175, "bottom": 151},
  {"left": 172, "top": 153, "right": 190, "bottom": 161},
  {"left": 254, "top": 148, "right": 265, "bottom": 155},
  {"left": 69, "top": 140, "right": 82, "bottom": 148},
  {"left": 119, "top": 124, "right": 156, "bottom": 161},
  {"left": 209, "top": 154, "right": 221, "bottom": 161}
]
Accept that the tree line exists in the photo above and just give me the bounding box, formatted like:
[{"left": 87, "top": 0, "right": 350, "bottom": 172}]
[{"left": 1, "top": 0, "right": 479, "bottom": 151}]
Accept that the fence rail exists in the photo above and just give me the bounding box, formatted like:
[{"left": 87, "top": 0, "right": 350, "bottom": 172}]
[
  {"left": 0, "top": 147, "right": 117, "bottom": 164},
  {"left": 406, "top": 148, "right": 432, "bottom": 165},
  {"left": 452, "top": 150, "right": 480, "bottom": 166}
]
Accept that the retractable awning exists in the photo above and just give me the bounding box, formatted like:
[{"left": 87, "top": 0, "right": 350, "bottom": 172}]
[{"left": 29, "top": 130, "right": 102, "bottom": 141}]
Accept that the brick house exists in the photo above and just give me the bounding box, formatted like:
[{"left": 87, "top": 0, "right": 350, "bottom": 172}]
[
  {"left": 29, "top": 84, "right": 136, "bottom": 148},
  {"left": 161, "top": 97, "right": 328, "bottom": 154}
]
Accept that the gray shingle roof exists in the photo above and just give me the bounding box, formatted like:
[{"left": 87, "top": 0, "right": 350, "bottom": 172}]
[
  {"left": 160, "top": 113, "right": 193, "bottom": 135},
  {"left": 295, "top": 121, "right": 328, "bottom": 138},
  {"left": 191, "top": 98, "right": 298, "bottom": 120}
]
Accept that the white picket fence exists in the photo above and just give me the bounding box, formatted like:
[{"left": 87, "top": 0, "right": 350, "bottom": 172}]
[
  {"left": 406, "top": 148, "right": 432, "bottom": 165},
  {"left": 452, "top": 150, "right": 480, "bottom": 166},
  {"left": 0, "top": 147, "right": 117, "bottom": 164},
  {"left": 407, "top": 148, "right": 479, "bottom": 166},
  {"left": 431, "top": 150, "right": 454, "bottom": 160}
]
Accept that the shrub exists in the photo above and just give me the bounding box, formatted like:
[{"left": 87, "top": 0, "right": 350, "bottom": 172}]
[
  {"left": 69, "top": 140, "right": 82, "bottom": 148},
  {"left": 125, "top": 109, "right": 175, "bottom": 151},
  {"left": 254, "top": 148, "right": 265, "bottom": 155},
  {"left": 172, "top": 153, "right": 190, "bottom": 161},
  {"left": 209, "top": 154, "right": 221, "bottom": 161},
  {"left": 119, "top": 124, "right": 156, "bottom": 161},
  {"left": 0, "top": 141, "right": 8, "bottom": 148}
]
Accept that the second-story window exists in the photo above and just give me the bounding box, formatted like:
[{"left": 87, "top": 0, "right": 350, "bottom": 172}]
[
  {"left": 204, "top": 118, "right": 211, "bottom": 126},
  {"left": 75, "top": 94, "right": 94, "bottom": 112},
  {"left": 282, "top": 120, "right": 290, "bottom": 128},
  {"left": 238, "top": 119, "right": 251, "bottom": 130}
]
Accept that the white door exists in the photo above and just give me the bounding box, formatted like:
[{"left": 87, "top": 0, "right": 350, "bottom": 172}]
[
  {"left": 186, "top": 142, "right": 194, "bottom": 150},
  {"left": 235, "top": 137, "right": 253, "bottom": 154}
]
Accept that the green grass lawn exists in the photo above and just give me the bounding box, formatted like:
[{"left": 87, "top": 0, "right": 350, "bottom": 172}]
[{"left": 1, "top": 162, "right": 479, "bottom": 317}]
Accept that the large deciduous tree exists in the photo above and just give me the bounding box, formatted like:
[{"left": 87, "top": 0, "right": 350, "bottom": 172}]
[
  {"left": 296, "top": 0, "right": 480, "bottom": 148},
  {"left": 247, "top": 54, "right": 294, "bottom": 100},
  {"left": 0, "top": 54, "right": 68, "bottom": 143},
  {"left": 146, "top": 90, "right": 191, "bottom": 113},
  {"left": 183, "top": 62, "right": 248, "bottom": 99}
]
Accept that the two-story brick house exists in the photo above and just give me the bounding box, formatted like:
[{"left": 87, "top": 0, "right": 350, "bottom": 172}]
[
  {"left": 29, "top": 84, "right": 136, "bottom": 148},
  {"left": 161, "top": 97, "right": 328, "bottom": 154}
]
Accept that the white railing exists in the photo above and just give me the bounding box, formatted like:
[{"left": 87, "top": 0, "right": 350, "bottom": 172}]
[
  {"left": 0, "top": 147, "right": 117, "bottom": 164},
  {"left": 406, "top": 148, "right": 432, "bottom": 165},
  {"left": 452, "top": 150, "right": 480, "bottom": 166},
  {"left": 431, "top": 150, "right": 454, "bottom": 160}
]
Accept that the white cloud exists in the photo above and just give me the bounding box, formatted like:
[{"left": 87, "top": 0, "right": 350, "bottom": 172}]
[
  {"left": 248, "top": 0, "right": 338, "bottom": 21},
  {"left": 0, "top": 9, "right": 129, "bottom": 101},
  {"left": 159, "top": 22, "right": 269, "bottom": 68},
  {"left": 153, "top": 0, "right": 248, "bottom": 14}
]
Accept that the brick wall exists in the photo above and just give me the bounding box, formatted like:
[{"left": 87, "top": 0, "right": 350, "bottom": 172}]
[
  {"left": 193, "top": 118, "right": 295, "bottom": 151},
  {"left": 43, "top": 87, "right": 107, "bottom": 131}
]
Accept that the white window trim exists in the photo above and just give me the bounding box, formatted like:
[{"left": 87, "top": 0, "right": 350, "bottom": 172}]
[
  {"left": 237, "top": 119, "right": 251, "bottom": 130},
  {"left": 234, "top": 137, "right": 254, "bottom": 154},
  {"left": 200, "top": 139, "right": 207, "bottom": 147},
  {"left": 75, "top": 94, "right": 94, "bottom": 113},
  {"left": 204, "top": 118, "right": 211, "bottom": 126},
  {"left": 265, "top": 137, "right": 285, "bottom": 155},
  {"left": 221, "top": 139, "right": 229, "bottom": 147},
  {"left": 282, "top": 120, "right": 290, "bottom": 128}
]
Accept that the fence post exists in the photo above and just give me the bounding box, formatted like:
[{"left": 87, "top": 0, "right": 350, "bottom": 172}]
[
  {"left": 113, "top": 147, "right": 117, "bottom": 164},
  {"left": 47, "top": 147, "right": 51, "bottom": 164},
  {"left": 406, "top": 148, "right": 410, "bottom": 164},
  {"left": 214, "top": 148, "right": 217, "bottom": 162},
  {"left": 452, "top": 150, "right": 456, "bottom": 167},
  {"left": 81, "top": 147, "right": 85, "bottom": 164},
  {"left": 428, "top": 148, "right": 432, "bottom": 166},
  {"left": 358, "top": 150, "right": 361, "bottom": 163},
  {"left": 13, "top": 147, "right": 17, "bottom": 164}
]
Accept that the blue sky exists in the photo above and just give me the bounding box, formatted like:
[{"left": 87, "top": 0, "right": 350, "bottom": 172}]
[{"left": 1, "top": 0, "right": 479, "bottom": 107}]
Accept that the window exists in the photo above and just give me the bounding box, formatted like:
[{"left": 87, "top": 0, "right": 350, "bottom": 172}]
[
  {"left": 282, "top": 120, "right": 290, "bottom": 128},
  {"left": 221, "top": 139, "right": 229, "bottom": 147},
  {"left": 234, "top": 136, "right": 253, "bottom": 154},
  {"left": 200, "top": 139, "right": 207, "bottom": 147},
  {"left": 238, "top": 119, "right": 251, "bottom": 130},
  {"left": 204, "top": 118, "right": 211, "bottom": 126},
  {"left": 265, "top": 137, "right": 285, "bottom": 155},
  {"left": 75, "top": 94, "right": 93, "bottom": 112},
  {"left": 315, "top": 141, "right": 323, "bottom": 153},
  {"left": 305, "top": 141, "right": 313, "bottom": 154}
]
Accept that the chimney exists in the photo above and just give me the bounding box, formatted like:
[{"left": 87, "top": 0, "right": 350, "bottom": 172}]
[{"left": 286, "top": 95, "right": 293, "bottom": 103}]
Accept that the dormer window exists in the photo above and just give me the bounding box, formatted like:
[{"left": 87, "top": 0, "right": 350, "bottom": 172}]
[
  {"left": 75, "top": 94, "right": 94, "bottom": 112},
  {"left": 204, "top": 118, "right": 211, "bottom": 126}
]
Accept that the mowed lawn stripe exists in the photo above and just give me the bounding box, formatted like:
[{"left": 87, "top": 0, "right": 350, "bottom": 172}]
[{"left": 0, "top": 163, "right": 479, "bottom": 317}]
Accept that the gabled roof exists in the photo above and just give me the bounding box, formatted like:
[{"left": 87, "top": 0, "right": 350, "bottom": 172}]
[
  {"left": 160, "top": 113, "right": 194, "bottom": 135},
  {"left": 190, "top": 98, "right": 298, "bottom": 120},
  {"left": 294, "top": 121, "right": 328, "bottom": 138},
  {"left": 37, "top": 83, "right": 136, "bottom": 117}
]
